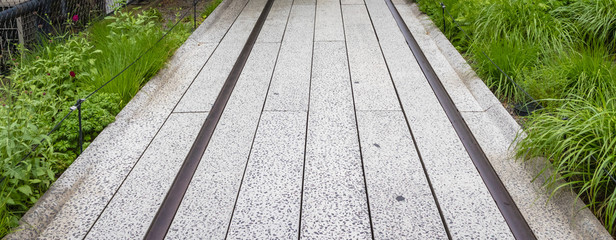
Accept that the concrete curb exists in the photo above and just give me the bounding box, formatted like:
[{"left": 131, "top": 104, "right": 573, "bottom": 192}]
[
  {"left": 405, "top": 2, "right": 611, "bottom": 239},
  {"left": 4, "top": 0, "right": 236, "bottom": 238}
]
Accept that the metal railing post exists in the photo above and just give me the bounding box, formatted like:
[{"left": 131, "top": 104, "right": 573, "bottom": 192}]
[
  {"left": 70, "top": 98, "right": 85, "bottom": 154},
  {"left": 440, "top": 3, "right": 446, "bottom": 33}
]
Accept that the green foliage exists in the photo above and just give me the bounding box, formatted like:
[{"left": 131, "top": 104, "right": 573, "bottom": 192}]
[
  {"left": 470, "top": 38, "right": 543, "bottom": 101},
  {"left": 202, "top": 0, "right": 224, "bottom": 19},
  {"left": 87, "top": 8, "right": 189, "bottom": 103},
  {"left": 523, "top": 45, "right": 616, "bottom": 104},
  {"left": 516, "top": 97, "right": 616, "bottom": 232},
  {"left": 554, "top": 0, "right": 616, "bottom": 53},
  {"left": 474, "top": 0, "right": 570, "bottom": 46}
]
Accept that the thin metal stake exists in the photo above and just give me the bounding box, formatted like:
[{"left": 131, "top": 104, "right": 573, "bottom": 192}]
[
  {"left": 71, "top": 99, "right": 85, "bottom": 154},
  {"left": 440, "top": 3, "right": 446, "bottom": 33}
]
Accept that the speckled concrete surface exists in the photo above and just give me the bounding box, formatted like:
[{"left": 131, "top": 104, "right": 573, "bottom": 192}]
[
  {"left": 174, "top": 0, "right": 268, "bottom": 113},
  {"left": 356, "top": 111, "right": 448, "bottom": 239},
  {"left": 342, "top": 5, "right": 399, "bottom": 111},
  {"left": 85, "top": 112, "right": 207, "bottom": 240},
  {"left": 166, "top": 42, "right": 280, "bottom": 239},
  {"left": 314, "top": 0, "right": 344, "bottom": 42},
  {"left": 300, "top": 42, "right": 372, "bottom": 239},
  {"left": 226, "top": 111, "right": 307, "bottom": 239},
  {"left": 11, "top": 0, "right": 609, "bottom": 238},
  {"left": 363, "top": 0, "right": 513, "bottom": 238},
  {"left": 264, "top": 2, "right": 314, "bottom": 112},
  {"left": 342, "top": 5, "right": 447, "bottom": 238},
  {"left": 256, "top": 0, "right": 292, "bottom": 43}
]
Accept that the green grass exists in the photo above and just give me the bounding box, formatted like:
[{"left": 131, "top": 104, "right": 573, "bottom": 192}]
[
  {"left": 516, "top": 96, "right": 616, "bottom": 233},
  {"left": 201, "top": 0, "right": 224, "bottom": 19},
  {"left": 87, "top": 9, "right": 191, "bottom": 103},
  {"left": 554, "top": 0, "right": 616, "bottom": 53}
]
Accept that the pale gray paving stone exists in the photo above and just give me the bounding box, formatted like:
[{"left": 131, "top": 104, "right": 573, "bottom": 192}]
[
  {"left": 314, "top": 0, "right": 344, "bottom": 41},
  {"left": 281, "top": 3, "right": 315, "bottom": 43},
  {"left": 356, "top": 111, "right": 448, "bottom": 239},
  {"left": 256, "top": 0, "right": 293, "bottom": 43},
  {"left": 85, "top": 112, "right": 207, "bottom": 240},
  {"left": 393, "top": 2, "right": 482, "bottom": 112},
  {"left": 341, "top": 0, "right": 364, "bottom": 5},
  {"left": 363, "top": 0, "right": 513, "bottom": 238},
  {"left": 24, "top": 40, "right": 218, "bottom": 240},
  {"left": 264, "top": 3, "right": 314, "bottom": 112},
  {"left": 300, "top": 41, "right": 371, "bottom": 239},
  {"left": 294, "top": 0, "right": 315, "bottom": 4},
  {"left": 190, "top": 0, "right": 249, "bottom": 43},
  {"left": 343, "top": 5, "right": 446, "bottom": 237},
  {"left": 165, "top": 42, "right": 280, "bottom": 239},
  {"left": 226, "top": 111, "right": 307, "bottom": 239},
  {"left": 175, "top": 0, "right": 268, "bottom": 113},
  {"left": 342, "top": 4, "right": 399, "bottom": 111}
]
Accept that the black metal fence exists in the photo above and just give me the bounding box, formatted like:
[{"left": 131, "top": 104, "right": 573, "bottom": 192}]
[{"left": 0, "top": 0, "right": 125, "bottom": 68}]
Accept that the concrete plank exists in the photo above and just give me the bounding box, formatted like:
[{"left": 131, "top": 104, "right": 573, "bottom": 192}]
[
  {"left": 165, "top": 42, "right": 280, "bottom": 239},
  {"left": 175, "top": 0, "right": 268, "bottom": 113},
  {"left": 363, "top": 0, "right": 513, "bottom": 238},
  {"left": 264, "top": 3, "right": 315, "bottom": 112},
  {"left": 20, "top": 40, "right": 218, "bottom": 239},
  {"left": 300, "top": 41, "right": 371, "bottom": 239},
  {"left": 392, "top": 2, "right": 482, "bottom": 112},
  {"left": 190, "top": 0, "right": 249, "bottom": 43},
  {"left": 256, "top": 0, "right": 293, "bottom": 43},
  {"left": 314, "top": 0, "right": 344, "bottom": 42},
  {"left": 341, "top": 0, "right": 364, "bottom": 5},
  {"left": 281, "top": 3, "right": 315, "bottom": 43},
  {"left": 341, "top": 4, "right": 399, "bottom": 111},
  {"left": 356, "top": 111, "right": 448, "bottom": 239},
  {"left": 226, "top": 111, "right": 307, "bottom": 239},
  {"left": 85, "top": 112, "right": 207, "bottom": 239}
]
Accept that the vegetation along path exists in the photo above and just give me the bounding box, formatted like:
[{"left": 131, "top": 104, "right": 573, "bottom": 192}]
[{"left": 7, "top": 0, "right": 611, "bottom": 238}]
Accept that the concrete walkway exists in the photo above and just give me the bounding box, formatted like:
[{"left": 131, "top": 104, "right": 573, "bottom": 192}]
[{"left": 9, "top": 0, "right": 610, "bottom": 239}]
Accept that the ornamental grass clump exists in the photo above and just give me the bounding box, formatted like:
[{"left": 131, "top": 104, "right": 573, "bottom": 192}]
[
  {"left": 516, "top": 96, "right": 616, "bottom": 233},
  {"left": 553, "top": 0, "right": 616, "bottom": 53},
  {"left": 87, "top": 8, "right": 189, "bottom": 103}
]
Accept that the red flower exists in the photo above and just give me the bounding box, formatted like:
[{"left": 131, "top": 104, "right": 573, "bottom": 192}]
[
  {"left": 46, "top": 73, "right": 50, "bottom": 76},
  {"left": 43, "top": 92, "right": 46, "bottom": 96},
  {"left": 70, "top": 71, "right": 76, "bottom": 77},
  {"left": 72, "top": 15, "right": 79, "bottom": 22}
]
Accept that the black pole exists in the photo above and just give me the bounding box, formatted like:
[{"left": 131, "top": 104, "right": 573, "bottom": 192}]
[
  {"left": 440, "top": 3, "right": 446, "bottom": 33},
  {"left": 75, "top": 99, "right": 85, "bottom": 154}
]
